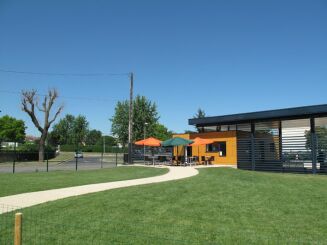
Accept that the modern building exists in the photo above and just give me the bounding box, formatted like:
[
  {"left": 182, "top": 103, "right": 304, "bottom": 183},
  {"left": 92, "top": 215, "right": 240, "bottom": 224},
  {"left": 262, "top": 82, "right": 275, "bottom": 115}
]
[{"left": 177, "top": 104, "right": 327, "bottom": 174}]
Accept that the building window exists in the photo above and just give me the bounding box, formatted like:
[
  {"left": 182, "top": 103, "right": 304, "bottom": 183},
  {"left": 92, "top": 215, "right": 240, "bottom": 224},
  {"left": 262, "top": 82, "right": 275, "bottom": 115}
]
[{"left": 206, "top": 141, "right": 226, "bottom": 156}]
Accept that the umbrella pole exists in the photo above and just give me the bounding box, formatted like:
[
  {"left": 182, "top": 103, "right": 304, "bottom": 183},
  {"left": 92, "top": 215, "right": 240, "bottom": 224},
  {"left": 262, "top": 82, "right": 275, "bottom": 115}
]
[
  {"left": 185, "top": 145, "right": 187, "bottom": 166},
  {"left": 152, "top": 147, "right": 154, "bottom": 166}
]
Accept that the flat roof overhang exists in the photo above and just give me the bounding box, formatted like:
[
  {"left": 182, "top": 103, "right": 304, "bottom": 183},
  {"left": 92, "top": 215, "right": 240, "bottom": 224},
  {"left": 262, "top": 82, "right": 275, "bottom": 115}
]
[{"left": 189, "top": 104, "right": 327, "bottom": 127}]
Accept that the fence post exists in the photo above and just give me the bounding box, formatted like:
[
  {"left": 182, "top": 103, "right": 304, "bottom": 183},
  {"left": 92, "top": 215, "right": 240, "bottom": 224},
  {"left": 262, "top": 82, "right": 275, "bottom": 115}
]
[
  {"left": 115, "top": 152, "right": 118, "bottom": 167},
  {"left": 14, "top": 212, "right": 22, "bottom": 245},
  {"left": 101, "top": 152, "right": 103, "bottom": 169},
  {"left": 46, "top": 150, "right": 49, "bottom": 172},
  {"left": 13, "top": 142, "right": 16, "bottom": 174},
  {"left": 75, "top": 156, "right": 78, "bottom": 171},
  {"left": 250, "top": 122, "right": 255, "bottom": 171},
  {"left": 101, "top": 146, "right": 104, "bottom": 169}
]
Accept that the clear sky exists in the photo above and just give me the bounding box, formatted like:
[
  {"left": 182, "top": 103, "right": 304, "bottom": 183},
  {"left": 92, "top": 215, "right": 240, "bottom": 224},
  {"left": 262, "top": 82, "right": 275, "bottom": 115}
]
[{"left": 0, "top": 0, "right": 326, "bottom": 136}]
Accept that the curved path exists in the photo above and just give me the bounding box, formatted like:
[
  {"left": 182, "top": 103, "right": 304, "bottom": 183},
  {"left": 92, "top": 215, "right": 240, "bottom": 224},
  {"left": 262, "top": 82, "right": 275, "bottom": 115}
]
[{"left": 0, "top": 166, "right": 198, "bottom": 214}]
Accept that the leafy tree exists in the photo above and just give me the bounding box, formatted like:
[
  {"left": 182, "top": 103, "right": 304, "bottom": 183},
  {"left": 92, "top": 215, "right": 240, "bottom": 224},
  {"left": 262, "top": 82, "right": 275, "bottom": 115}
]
[
  {"left": 152, "top": 123, "right": 173, "bottom": 141},
  {"left": 49, "top": 114, "right": 75, "bottom": 145},
  {"left": 110, "top": 100, "right": 129, "bottom": 146},
  {"left": 193, "top": 108, "right": 206, "bottom": 132},
  {"left": 194, "top": 108, "right": 206, "bottom": 119},
  {"left": 305, "top": 127, "right": 327, "bottom": 170},
  {"left": 0, "top": 115, "right": 26, "bottom": 144},
  {"left": 132, "top": 95, "right": 159, "bottom": 141},
  {"left": 72, "top": 115, "right": 89, "bottom": 147},
  {"left": 111, "top": 95, "right": 171, "bottom": 145},
  {"left": 21, "top": 89, "right": 63, "bottom": 161},
  {"left": 305, "top": 127, "right": 327, "bottom": 152},
  {"left": 86, "top": 129, "right": 102, "bottom": 145},
  {"left": 49, "top": 114, "right": 90, "bottom": 147},
  {"left": 96, "top": 135, "right": 117, "bottom": 147}
]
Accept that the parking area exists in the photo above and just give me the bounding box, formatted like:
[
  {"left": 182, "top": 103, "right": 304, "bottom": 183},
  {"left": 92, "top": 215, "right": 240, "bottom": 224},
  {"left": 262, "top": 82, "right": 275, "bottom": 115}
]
[{"left": 0, "top": 152, "right": 124, "bottom": 173}]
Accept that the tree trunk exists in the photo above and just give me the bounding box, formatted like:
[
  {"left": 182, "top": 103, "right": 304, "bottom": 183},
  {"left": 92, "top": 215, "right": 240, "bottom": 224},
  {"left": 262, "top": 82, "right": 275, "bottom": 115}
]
[{"left": 39, "top": 136, "right": 46, "bottom": 162}]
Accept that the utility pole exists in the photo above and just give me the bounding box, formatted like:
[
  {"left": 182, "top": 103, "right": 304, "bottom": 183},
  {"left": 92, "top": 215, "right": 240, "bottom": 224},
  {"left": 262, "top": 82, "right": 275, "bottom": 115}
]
[
  {"left": 103, "top": 136, "right": 106, "bottom": 155},
  {"left": 128, "top": 72, "right": 134, "bottom": 164},
  {"left": 101, "top": 135, "right": 105, "bottom": 168}
]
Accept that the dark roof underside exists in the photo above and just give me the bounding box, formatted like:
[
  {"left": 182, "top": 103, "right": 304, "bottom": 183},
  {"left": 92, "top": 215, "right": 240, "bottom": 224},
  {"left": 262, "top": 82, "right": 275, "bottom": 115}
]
[{"left": 189, "top": 104, "right": 327, "bottom": 126}]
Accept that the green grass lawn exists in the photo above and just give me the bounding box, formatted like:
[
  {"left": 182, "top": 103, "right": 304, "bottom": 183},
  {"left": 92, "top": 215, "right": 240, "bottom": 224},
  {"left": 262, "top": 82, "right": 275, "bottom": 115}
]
[
  {"left": 1, "top": 168, "right": 326, "bottom": 244},
  {"left": 48, "top": 151, "right": 74, "bottom": 162},
  {"left": 0, "top": 166, "right": 168, "bottom": 197}
]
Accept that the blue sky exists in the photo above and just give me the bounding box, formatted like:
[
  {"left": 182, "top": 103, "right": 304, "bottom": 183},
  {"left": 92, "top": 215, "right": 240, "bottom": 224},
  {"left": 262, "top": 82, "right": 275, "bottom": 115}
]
[{"left": 0, "top": 0, "right": 326, "bottom": 136}]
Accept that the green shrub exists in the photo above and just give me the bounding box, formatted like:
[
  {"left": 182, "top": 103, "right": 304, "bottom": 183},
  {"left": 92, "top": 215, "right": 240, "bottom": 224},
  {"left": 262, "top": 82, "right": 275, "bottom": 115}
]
[
  {"left": 0, "top": 143, "right": 56, "bottom": 162},
  {"left": 60, "top": 144, "right": 127, "bottom": 153}
]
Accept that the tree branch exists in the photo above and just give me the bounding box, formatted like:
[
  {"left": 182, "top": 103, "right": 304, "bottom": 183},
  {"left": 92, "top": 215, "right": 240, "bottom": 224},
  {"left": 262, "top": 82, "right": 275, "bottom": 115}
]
[
  {"left": 21, "top": 90, "right": 44, "bottom": 133},
  {"left": 48, "top": 104, "right": 64, "bottom": 128}
]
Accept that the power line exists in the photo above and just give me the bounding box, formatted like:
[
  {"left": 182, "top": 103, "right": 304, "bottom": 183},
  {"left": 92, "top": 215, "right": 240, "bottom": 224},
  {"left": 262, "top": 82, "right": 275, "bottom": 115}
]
[
  {"left": 0, "top": 90, "right": 122, "bottom": 102},
  {"left": 0, "top": 68, "right": 129, "bottom": 77}
]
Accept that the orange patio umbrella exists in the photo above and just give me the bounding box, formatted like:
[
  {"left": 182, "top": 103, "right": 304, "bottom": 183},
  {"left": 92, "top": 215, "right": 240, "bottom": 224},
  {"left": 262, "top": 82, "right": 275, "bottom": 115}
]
[
  {"left": 190, "top": 137, "right": 214, "bottom": 146},
  {"left": 135, "top": 137, "right": 161, "bottom": 146},
  {"left": 135, "top": 137, "right": 162, "bottom": 165},
  {"left": 189, "top": 137, "right": 214, "bottom": 163}
]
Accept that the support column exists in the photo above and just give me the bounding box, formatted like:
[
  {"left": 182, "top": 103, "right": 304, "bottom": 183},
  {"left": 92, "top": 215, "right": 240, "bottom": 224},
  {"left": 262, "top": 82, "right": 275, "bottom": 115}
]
[
  {"left": 310, "top": 118, "right": 317, "bottom": 174},
  {"left": 279, "top": 120, "right": 283, "bottom": 161},
  {"left": 251, "top": 122, "right": 255, "bottom": 171}
]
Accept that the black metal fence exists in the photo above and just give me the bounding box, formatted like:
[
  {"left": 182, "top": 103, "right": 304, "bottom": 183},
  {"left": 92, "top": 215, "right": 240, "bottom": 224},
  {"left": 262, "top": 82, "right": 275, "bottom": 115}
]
[
  {"left": 1, "top": 204, "right": 323, "bottom": 245},
  {"left": 0, "top": 150, "right": 124, "bottom": 173},
  {"left": 131, "top": 145, "right": 173, "bottom": 164},
  {"left": 237, "top": 117, "right": 327, "bottom": 174}
]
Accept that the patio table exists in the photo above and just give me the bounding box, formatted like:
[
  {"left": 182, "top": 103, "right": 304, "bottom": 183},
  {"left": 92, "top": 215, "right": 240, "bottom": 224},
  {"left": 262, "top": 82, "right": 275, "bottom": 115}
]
[
  {"left": 148, "top": 156, "right": 157, "bottom": 166},
  {"left": 204, "top": 156, "right": 211, "bottom": 165},
  {"left": 187, "top": 157, "right": 196, "bottom": 166}
]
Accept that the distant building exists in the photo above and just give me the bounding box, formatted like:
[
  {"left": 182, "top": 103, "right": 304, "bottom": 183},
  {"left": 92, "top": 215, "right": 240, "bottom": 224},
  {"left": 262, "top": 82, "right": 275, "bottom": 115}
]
[
  {"left": 1, "top": 142, "right": 18, "bottom": 148},
  {"left": 25, "top": 135, "right": 40, "bottom": 143}
]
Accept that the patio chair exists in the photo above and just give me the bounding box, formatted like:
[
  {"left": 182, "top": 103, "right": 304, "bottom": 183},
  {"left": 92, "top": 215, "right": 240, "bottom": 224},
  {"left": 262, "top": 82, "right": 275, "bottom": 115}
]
[
  {"left": 144, "top": 155, "right": 149, "bottom": 165},
  {"left": 192, "top": 156, "right": 199, "bottom": 165},
  {"left": 201, "top": 156, "right": 206, "bottom": 165},
  {"left": 164, "top": 156, "right": 173, "bottom": 166},
  {"left": 177, "top": 156, "right": 183, "bottom": 166},
  {"left": 208, "top": 156, "right": 214, "bottom": 165},
  {"left": 153, "top": 156, "right": 159, "bottom": 165},
  {"left": 157, "top": 156, "right": 168, "bottom": 166},
  {"left": 187, "top": 156, "right": 197, "bottom": 166},
  {"left": 179, "top": 156, "right": 187, "bottom": 166}
]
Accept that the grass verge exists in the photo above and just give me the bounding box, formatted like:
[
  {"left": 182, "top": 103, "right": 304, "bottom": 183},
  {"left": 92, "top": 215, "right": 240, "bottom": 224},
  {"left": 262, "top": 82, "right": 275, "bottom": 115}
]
[
  {"left": 1, "top": 168, "right": 326, "bottom": 244},
  {"left": 0, "top": 166, "right": 168, "bottom": 197}
]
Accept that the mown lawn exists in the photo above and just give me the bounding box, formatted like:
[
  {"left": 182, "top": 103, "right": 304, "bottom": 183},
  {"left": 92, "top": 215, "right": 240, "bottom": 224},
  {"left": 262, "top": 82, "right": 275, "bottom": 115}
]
[
  {"left": 48, "top": 151, "right": 74, "bottom": 162},
  {"left": 0, "top": 166, "right": 168, "bottom": 197},
  {"left": 1, "top": 168, "right": 326, "bottom": 244}
]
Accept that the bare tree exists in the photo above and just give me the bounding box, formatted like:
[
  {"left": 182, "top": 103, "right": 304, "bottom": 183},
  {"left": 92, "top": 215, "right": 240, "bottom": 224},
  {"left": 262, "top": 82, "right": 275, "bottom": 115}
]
[{"left": 21, "top": 89, "right": 63, "bottom": 161}]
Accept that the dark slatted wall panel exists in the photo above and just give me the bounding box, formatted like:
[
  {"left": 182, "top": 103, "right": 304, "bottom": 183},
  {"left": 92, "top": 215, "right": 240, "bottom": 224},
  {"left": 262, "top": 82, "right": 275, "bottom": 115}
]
[
  {"left": 236, "top": 117, "right": 327, "bottom": 174},
  {"left": 315, "top": 117, "right": 327, "bottom": 174},
  {"left": 236, "top": 124, "right": 252, "bottom": 170},
  {"left": 254, "top": 121, "right": 282, "bottom": 171}
]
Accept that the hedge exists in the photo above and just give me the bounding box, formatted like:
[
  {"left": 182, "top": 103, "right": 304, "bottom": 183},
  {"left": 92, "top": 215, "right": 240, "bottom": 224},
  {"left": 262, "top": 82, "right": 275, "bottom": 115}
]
[
  {"left": 0, "top": 144, "right": 56, "bottom": 162},
  {"left": 60, "top": 144, "right": 127, "bottom": 153}
]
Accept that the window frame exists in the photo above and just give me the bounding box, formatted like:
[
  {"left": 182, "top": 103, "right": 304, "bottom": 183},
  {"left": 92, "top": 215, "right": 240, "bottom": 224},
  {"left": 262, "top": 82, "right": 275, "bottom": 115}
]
[{"left": 206, "top": 141, "right": 227, "bottom": 157}]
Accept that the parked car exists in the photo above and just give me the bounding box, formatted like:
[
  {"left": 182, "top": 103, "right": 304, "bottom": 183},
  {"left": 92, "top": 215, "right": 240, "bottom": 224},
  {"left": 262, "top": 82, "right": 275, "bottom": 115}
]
[{"left": 74, "top": 151, "right": 83, "bottom": 158}]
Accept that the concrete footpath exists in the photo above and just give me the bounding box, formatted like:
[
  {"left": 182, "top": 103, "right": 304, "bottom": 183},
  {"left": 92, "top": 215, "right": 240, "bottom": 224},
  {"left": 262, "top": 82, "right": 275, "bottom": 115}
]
[{"left": 0, "top": 166, "right": 198, "bottom": 214}]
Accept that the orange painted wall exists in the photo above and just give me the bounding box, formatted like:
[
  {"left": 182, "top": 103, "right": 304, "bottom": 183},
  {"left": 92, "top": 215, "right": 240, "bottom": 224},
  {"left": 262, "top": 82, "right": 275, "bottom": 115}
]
[{"left": 173, "top": 131, "right": 237, "bottom": 165}]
